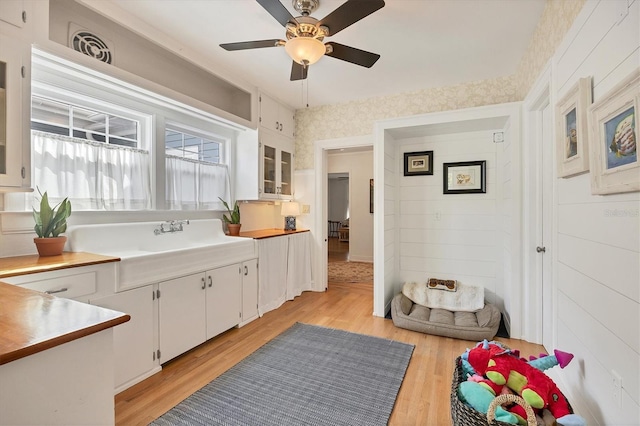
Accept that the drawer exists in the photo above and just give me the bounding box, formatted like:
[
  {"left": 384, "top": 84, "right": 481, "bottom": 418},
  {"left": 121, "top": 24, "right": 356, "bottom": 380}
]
[{"left": 5, "top": 271, "right": 97, "bottom": 300}]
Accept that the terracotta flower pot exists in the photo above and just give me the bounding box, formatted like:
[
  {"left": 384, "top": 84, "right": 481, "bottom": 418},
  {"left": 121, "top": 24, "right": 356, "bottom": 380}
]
[
  {"left": 34, "top": 236, "right": 67, "bottom": 257},
  {"left": 227, "top": 223, "right": 241, "bottom": 236}
]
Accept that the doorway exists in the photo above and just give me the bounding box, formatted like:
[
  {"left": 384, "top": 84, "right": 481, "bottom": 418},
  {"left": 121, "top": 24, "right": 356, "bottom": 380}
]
[
  {"left": 328, "top": 172, "right": 350, "bottom": 263},
  {"left": 313, "top": 136, "right": 373, "bottom": 292}
]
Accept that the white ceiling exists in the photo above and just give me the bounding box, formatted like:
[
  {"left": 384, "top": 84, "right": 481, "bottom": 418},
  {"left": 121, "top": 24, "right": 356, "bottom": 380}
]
[{"left": 88, "top": 0, "right": 546, "bottom": 110}]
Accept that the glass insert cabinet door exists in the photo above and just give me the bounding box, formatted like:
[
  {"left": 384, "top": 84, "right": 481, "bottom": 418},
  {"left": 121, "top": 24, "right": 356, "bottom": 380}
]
[
  {"left": 0, "top": 37, "right": 26, "bottom": 187},
  {"left": 263, "top": 144, "right": 276, "bottom": 195},
  {"left": 0, "top": 59, "right": 6, "bottom": 175},
  {"left": 280, "top": 150, "right": 292, "bottom": 196},
  {"left": 261, "top": 138, "right": 293, "bottom": 198}
]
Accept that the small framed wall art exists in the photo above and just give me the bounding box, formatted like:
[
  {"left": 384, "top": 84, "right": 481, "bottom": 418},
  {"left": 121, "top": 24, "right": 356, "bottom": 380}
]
[
  {"left": 403, "top": 151, "right": 433, "bottom": 176},
  {"left": 443, "top": 160, "right": 486, "bottom": 194},
  {"left": 588, "top": 68, "right": 639, "bottom": 195},
  {"left": 556, "top": 77, "right": 592, "bottom": 178}
]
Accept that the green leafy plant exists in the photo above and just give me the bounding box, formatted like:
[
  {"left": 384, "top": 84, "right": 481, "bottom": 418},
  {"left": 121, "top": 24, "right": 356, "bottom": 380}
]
[
  {"left": 33, "top": 189, "right": 72, "bottom": 238},
  {"left": 218, "top": 197, "right": 240, "bottom": 224}
]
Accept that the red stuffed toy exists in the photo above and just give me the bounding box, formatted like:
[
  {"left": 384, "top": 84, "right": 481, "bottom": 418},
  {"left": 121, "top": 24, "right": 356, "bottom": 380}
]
[{"left": 467, "top": 341, "right": 572, "bottom": 421}]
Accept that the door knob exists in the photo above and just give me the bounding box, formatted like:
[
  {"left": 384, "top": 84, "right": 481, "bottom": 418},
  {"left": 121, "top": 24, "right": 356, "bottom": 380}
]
[{"left": 536, "top": 246, "right": 546, "bottom": 253}]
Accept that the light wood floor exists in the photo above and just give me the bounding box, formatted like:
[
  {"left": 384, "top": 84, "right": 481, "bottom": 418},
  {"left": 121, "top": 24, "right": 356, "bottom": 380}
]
[{"left": 115, "top": 244, "right": 544, "bottom": 425}]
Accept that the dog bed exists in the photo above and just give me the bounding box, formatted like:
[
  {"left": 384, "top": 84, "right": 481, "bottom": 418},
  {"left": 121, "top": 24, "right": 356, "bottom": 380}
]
[{"left": 391, "top": 292, "right": 501, "bottom": 341}]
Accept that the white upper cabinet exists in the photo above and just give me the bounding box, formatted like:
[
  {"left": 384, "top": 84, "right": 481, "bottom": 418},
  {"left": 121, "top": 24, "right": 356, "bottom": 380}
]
[
  {"left": 0, "top": 0, "right": 25, "bottom": 29},
  {"left": 0, "top": 37, "right": 30, "bottom": 190},
  {"left": 259, "top": 92, "right": 295, "bottom": 139}
]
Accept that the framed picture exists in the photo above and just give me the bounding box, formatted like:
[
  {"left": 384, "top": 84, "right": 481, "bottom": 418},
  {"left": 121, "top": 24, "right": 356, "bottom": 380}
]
[
  {"left": 588, "top": 69, "right": 639, "bottom": 195},
  {"left": 556, "top": 77, "right": 592, "bottom": 178},
  {"left": 443, "top": 160, "right": 486, "bottom": 194},
  {"left": 404, "top": 151, "right": 433, "bottom": 176},
  {"left": 369, "top": 179, "right": 374, "bottom": 213}
]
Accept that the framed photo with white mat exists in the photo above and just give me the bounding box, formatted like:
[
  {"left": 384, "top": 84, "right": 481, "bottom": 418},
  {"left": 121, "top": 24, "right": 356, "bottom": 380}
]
[
  {"left": 588, "top": 69, "right": 639, "bottom": 195},
  {"left": 556, "top": 77, "right": 592, "bottom": 178}
]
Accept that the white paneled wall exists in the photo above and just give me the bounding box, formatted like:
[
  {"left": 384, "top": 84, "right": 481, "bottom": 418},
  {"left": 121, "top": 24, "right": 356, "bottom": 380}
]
[
  {"left": 546, "top": 0, "right": 640, "bottom": 423},
  {"left": 396, "top": 130, "right": 501, "bottom": 304}
]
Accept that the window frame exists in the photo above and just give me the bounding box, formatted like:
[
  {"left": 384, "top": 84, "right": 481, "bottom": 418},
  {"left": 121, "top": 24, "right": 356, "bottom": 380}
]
[{"left": 5, "top": 49, "right": 241, "bottom": 213}]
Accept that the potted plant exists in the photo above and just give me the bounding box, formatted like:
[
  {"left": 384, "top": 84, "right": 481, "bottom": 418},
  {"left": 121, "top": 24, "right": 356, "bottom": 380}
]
[
  {"left": 33, "top": 190, "right": 72, "bottom": 256},
  {"left": 218, "top": 197, "right": 241, "bottom": 236}
]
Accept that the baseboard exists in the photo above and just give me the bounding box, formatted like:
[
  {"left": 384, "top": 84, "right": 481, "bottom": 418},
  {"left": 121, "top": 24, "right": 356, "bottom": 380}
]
[
  {"left": 348, "top": 255, "right": 373, "bottom": 263},
  {"left": 502, "top": 311, "right": 511, "bottom": 337},
  {"left": 115, "top": 365, "right": 162, "bottom": 394}
]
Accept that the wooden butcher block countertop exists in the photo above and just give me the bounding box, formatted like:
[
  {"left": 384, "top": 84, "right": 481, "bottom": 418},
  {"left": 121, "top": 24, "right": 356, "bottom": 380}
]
[
  {"left": 0, "top": 282, "right": 129, "bottom": 365},
  {"left": 0, "top": 252, "right": 120, "bottom": 279},
  {"left": 0, "top": 252, "right": 126, "bottom": 365},
  {"left": 239, "top": 228, "right": 310, "bottom": 239}
]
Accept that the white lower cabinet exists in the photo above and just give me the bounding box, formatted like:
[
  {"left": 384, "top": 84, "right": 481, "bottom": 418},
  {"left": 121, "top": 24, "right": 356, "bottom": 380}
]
[
  {"left": 241, "top": 259, "right": 259, "bottom": 324},
  {"left": 158, "top": 262, "right": 249, "bottom": 364},
  {"left": 90, "top": 286, "right": 158, "bottom": 392},
  {"left": 159, "top": 273, "right": 207, "bottom": 363},
  {"left": 206, "top": 264, "right": 241, "bottom": 339}
]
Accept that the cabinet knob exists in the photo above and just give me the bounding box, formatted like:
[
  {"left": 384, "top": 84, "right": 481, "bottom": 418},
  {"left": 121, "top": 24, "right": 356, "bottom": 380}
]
[
  {"left": 276, "top": 121, "right": 279, "bottom": 130},
  {"left": 244, "top": 265, "right": 248, "bottom": 276},
  {"left": 208, "top": 276, "right": 213, "bottom": 288},
  {"left": 279, "top": 123, "right": 283, "bottom": 131},
  {"left": 201, "top": 277, "right": 206, "bottom": 290}
]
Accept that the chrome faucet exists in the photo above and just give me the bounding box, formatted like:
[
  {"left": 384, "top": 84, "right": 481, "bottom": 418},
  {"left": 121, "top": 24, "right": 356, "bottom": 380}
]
[
  {"left": 154, "top": 220, "right": 190, "bottom": 235},
  {"left": 170, "top": 220, "right": 189, "bottom": 232}
]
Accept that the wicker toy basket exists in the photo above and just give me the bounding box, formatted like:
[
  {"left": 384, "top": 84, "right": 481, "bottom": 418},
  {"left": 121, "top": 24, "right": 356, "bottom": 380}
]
[{"left": 450, "top": 356, "right": 538, "bottom": 426}]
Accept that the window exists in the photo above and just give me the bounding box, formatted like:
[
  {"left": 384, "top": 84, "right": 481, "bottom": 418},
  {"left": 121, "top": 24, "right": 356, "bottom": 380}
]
[
  {"left": 31, "top": 96, "right": 140, "bottom": 148},
  {"left": 165, "top": 128, "right": 229, "bottom": 210},
  {"left": 165, "top": 128, "right": 221, "bottom": 163},
  {"left": 30, "top": 95, "right": 151, "bottom": 210},
  {"left": 11, "top": 48, "right": 236, "bottom": 213}
]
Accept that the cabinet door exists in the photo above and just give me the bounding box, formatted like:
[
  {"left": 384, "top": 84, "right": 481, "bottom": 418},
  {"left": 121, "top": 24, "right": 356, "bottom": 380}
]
[
  {"left": 260, "top": 132, "right": 279, "bottom": 199},
  {"left": 280, "top": 148, "right": 293, "bottom": 197},
  {"left": 241, "top": 259, "right": 258, "bottom": 322},
  {"left": 91, "top": 287, "right": 156, "bottom": 390},
  {"left": 159, "top": 273, "right": 206, "bottom": 363},
  {"left": 259, "top": 93, "right": 279, "bottom": 133},
  {"left": 205, "top": 264, "right": 242, "bottom": 340},
  {"left": 0, "top": 0, "right": 24, "bottom": 28},
  {"left": 278, "top": 103, "right": 295, "bottom": 139},
  {"left": 0, "top": 37, "right": 26, "bottom": 187}
]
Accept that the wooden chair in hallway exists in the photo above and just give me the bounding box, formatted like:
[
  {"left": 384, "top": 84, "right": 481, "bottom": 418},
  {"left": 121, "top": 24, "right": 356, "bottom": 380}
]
[{"left": 328, "top": 220, "right": 340, "bottom": 238}]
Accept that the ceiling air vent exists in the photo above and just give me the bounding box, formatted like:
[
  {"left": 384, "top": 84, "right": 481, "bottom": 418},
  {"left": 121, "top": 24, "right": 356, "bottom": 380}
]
[{"left": 68, "top": 24, "right": 114, "bottom": 64}]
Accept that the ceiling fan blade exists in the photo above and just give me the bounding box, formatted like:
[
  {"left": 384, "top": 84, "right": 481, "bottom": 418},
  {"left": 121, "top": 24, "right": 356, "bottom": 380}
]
[
  {"left": 220, "top": 39, "right": 283, "bottom": 51},
  {"left": 318, "top": 0, "right": 385, "bottom": 36},
  {"left": 325, "top": 42, "right": 380, "bottom": 68},
  {"left": 290, "top": 61, "right": 308, "bottom": 81},
  {"left": 256, "top": 0, "right": 298, "bottom": 27}
]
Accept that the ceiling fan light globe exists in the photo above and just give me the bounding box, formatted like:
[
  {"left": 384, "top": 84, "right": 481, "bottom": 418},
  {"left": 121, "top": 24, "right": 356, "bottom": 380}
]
[{"left": 285, "top": 37, "right": 325, "bottom": 65}]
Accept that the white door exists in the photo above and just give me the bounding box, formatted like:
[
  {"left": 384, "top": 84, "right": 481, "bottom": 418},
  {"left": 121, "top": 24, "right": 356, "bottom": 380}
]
[
  {"left": 159, "top": 273, "right": 206, "bottom": 363},
  {"left": 541, "top": 104, "right": 554, "bottom": 351},
  {"left": 91, "top": 286, "right": 156, "bottom": 390}
]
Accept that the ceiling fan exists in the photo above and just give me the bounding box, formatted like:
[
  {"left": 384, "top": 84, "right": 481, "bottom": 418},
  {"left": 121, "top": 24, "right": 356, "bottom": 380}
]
[{"left": 220, "top": 0, "right": 385, "bottom": 81}]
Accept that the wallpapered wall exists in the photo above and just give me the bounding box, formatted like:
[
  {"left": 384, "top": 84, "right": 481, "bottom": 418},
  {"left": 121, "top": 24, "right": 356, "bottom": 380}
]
[{"left": 294, "top": 0, "right": 586, "bottom": 170}]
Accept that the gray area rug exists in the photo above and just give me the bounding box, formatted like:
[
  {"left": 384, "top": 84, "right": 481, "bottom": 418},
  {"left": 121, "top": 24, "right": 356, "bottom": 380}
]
[{"left": 151, "top": 322, "right": 414, "bottom": 426}]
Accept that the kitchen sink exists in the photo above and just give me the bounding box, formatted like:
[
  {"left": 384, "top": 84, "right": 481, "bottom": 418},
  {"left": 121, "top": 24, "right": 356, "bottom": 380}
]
[{"left": 67, "top": 219, "right": 257, "bottom": 292}]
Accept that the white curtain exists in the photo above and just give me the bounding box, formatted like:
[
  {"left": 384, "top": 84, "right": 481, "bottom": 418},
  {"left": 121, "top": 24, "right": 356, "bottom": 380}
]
[
  {"left": 33, "top": 131, "right": 151, "bottom": 210},
  {"left": 257, "top": 236, "right": 289, "bottom": 316},
  {"left": 165, "top": 155, "right": 230, "bottom": 210},
  {"left": 287, "top": 232, "right": 313, "bottom": 300}
]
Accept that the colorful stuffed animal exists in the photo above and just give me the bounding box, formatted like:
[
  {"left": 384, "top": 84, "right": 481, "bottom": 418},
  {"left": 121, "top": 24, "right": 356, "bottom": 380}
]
[{"left": 467, "top": 341, "right": 573, "bottom": 420}]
